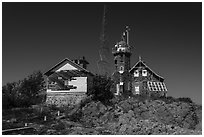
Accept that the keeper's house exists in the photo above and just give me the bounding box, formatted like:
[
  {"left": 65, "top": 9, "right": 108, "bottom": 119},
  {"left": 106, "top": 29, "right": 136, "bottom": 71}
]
[
  {"left": 44, "top": 57, "right": 94, "bottom": 106},
  {"left": 129, "top": 58, "right": 167, "bottom": 98}
]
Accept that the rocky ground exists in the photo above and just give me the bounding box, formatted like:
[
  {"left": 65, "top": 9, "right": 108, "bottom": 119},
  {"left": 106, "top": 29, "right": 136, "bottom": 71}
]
[{"left": 2, "top": 96, "right": 202, "bottom": 135}]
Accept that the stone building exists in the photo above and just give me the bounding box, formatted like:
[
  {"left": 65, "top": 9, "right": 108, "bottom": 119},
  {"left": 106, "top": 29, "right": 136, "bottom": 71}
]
[
  {"left": 112, "top": 26, "right": 167, "bottom": 98},
  {"left": 44, "top": 57, "right": 94, "bottom": 106}
]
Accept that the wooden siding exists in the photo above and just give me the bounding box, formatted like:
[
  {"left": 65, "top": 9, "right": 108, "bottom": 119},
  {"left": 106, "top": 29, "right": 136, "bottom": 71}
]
[
  {"left": 69, "top": 77, "right": 87, "bottom": 92},
  {"left": 47, "top": 76, "right": 87, "bottom": 92},
  {"left": 56, "top": 62, "right": 78, "bottom": 71}
]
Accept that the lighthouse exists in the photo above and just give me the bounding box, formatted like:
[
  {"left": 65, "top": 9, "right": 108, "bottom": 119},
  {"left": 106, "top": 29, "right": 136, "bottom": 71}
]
[{"left": 112, "top": 26, "right": 132, "bottom": 97}]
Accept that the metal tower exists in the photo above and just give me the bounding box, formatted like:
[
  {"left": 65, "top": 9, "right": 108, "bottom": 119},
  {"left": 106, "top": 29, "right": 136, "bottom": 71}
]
[{"left": 97, "top": 5, "right": 111, "bottom": 76}]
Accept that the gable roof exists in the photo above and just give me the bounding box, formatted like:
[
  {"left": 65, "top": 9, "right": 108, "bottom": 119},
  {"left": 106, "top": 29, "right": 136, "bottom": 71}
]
[
  {"left": 44, "top": 58, "right": 94, "bottom": 76},
  {"left": 129, "top": 60, "right": 164, "bottom": 81}
]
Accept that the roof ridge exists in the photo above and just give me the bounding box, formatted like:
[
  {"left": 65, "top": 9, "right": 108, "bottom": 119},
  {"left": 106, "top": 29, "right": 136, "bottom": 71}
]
[
  {"left": 129, "top": 60, "right": 164, "bottom": 79},
  {"left": 141, "top": 61, "right": 164, "bottom": 79},
  {"left": 65, "top": 58, "right": 91, "bottom": 73},
  {"left": 44, "top": 58, "right": 93, "bottom": 76}
]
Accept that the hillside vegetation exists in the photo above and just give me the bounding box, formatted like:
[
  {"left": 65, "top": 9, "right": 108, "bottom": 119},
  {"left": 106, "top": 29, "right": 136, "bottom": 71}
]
[
  {"left": 2, "top": 75, "right": 202, "bottom": 135},
  {"left": 63, "top": 95, "right": 201, "bottom": 135},
  {"left": 2, "top": 71, "right": 45, "bottom": 109}
]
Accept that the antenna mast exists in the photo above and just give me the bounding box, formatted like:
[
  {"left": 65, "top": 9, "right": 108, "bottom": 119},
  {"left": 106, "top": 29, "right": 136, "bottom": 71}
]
[
  {"left": 100, "top": 5, "right": 108, "bottom": 55},
  {"left": 101, "top": 5, "right": 107, "bottom": 46},
  {"left": 125, "top": 26, "right": 130, "bottom": 46},
  {"left": 97, "top": 4, "right": 111, "bottom": 76}
]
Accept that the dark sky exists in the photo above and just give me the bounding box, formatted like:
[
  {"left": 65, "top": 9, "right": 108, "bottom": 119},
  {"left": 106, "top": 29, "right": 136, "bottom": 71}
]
[{"left": 3, "top": 2, "right": 202, "bottom": 104}]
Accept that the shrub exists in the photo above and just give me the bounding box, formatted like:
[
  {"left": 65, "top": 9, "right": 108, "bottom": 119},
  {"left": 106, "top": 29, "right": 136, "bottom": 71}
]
[
  {"left": 87, "top": 75, "right": 114, "bottom": 104},
  {"left": 2, "top": 70, "right": 45, "bottom": 109},
  {"left": 176, "top": 97, "right": 193, "bottom": 104}
]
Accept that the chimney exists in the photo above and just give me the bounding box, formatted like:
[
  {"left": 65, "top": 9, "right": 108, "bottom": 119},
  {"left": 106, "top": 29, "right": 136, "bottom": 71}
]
[{"left": 73, "top": 56, "right": 89, "bottom": 69}]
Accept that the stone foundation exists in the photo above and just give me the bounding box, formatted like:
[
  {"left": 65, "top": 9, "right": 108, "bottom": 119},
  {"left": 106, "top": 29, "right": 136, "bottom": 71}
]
[{"left": 46, "top": 92, "right": 87, "bottom": 107}]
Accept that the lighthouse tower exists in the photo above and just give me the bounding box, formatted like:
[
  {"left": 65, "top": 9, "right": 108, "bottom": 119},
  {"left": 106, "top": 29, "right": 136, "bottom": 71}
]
[{"left": 112, "top": 26, "right": 132, "bottom": 97}]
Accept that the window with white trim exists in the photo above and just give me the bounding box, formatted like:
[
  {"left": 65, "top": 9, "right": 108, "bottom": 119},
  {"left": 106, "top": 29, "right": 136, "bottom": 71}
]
[
  {"left": 134, "top": 70, "right": 139, "bottom": 77},
  {"left": 120, "top": 82, "right": 123, "bottom": 85},
  {"left": 116, "top": 84, "right": 120, "bottom": 95},
  {"left": 142, "top": 69, "right": 147, "bottom": 76},
  {"left": 135, "top": 86, "right": 140, "bottom": 94},
  {"left": 119, "top": 66, "right": 124, "bottom": 73}
]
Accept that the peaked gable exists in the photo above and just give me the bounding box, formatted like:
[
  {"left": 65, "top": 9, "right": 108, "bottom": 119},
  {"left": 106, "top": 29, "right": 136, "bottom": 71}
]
[
  {"left": 56, "top": 62, "right": 78, "bottom": 72},
  {"left": 129, "top": 60, "right": 164, "bottom": 81},
  {"left": 44, "top": 58, "right": 93, "bottom": 76}
]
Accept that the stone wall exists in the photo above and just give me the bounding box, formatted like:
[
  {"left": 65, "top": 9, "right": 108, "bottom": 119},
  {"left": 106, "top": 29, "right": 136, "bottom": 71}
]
[{"left": 46, "top": 92, "right": 87, "bottom": 107}]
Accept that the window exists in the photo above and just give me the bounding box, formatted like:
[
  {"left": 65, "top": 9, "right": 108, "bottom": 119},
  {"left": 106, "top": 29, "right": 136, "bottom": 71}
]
[
  {"left": 134, "top": 70, "right": 139, "bottom": 77},
  {"left": 121, "top": 47, "right": 125, "bottom": 52},
  {"left": 115, "top": 60, "right": 117, "bottom": 64},
  {"left": 115, "top": 84, "right": 120, "bottom": 95},
  {"left": 120, "top": 55, "right": 124, "bottom": 63},
  {"left": 135, "top": 86, "right": 140, "bottom": 94},
  {"left": 64, "top": 80, "right": 69, "bottom": 86},
  {"left": 119, "top": 66, "right": 124, "bottom": 73},
  {"left": 142, "top": 70, "right": 147, "bottom": 76},
  {"left": 127, "top": 82, "right": 131, "bottom": 90}
]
